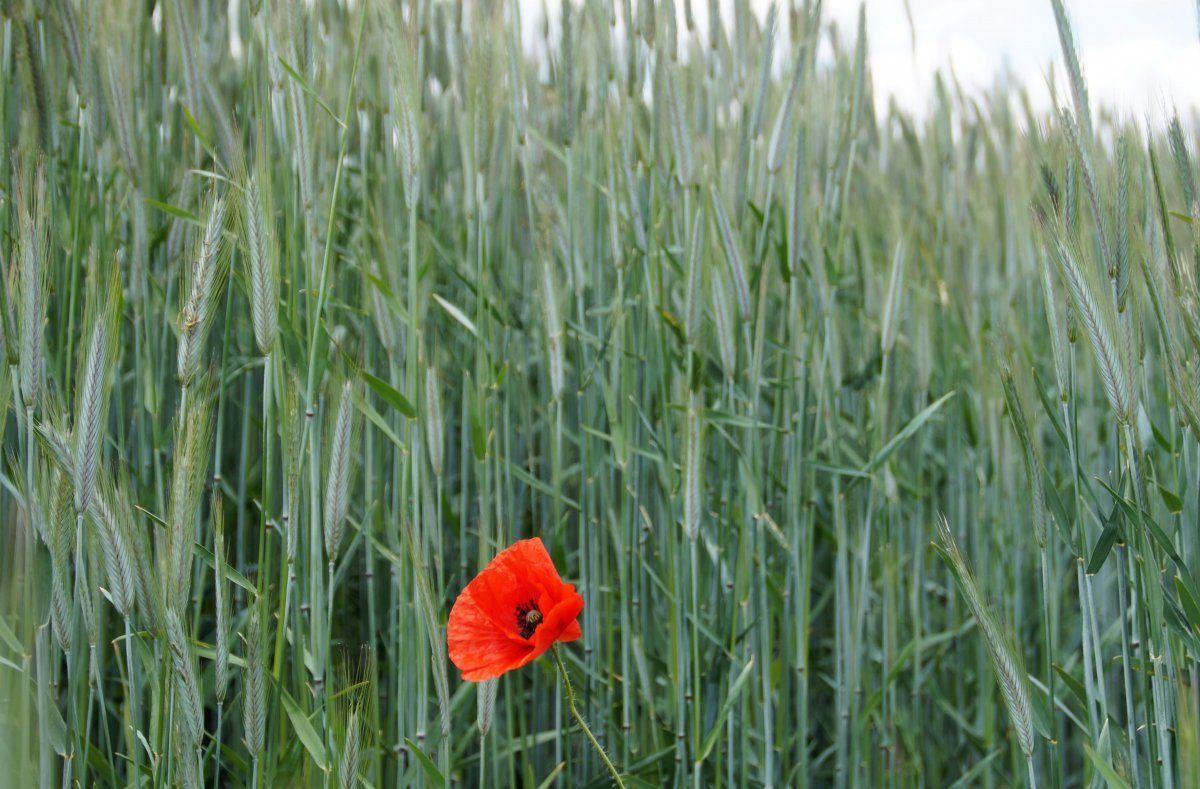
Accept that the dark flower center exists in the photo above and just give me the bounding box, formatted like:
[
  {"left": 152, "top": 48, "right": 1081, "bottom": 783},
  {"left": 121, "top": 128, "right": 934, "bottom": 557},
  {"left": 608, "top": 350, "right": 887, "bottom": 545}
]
[{"left": 515, "top": 599, "right": 542, "bottom": 639}]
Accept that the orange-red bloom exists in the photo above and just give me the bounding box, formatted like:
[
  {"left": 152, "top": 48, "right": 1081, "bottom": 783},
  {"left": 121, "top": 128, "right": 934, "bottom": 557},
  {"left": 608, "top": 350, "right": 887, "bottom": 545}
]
[{"left": 448, "top": 538, "right": 584, "bottom": 681}]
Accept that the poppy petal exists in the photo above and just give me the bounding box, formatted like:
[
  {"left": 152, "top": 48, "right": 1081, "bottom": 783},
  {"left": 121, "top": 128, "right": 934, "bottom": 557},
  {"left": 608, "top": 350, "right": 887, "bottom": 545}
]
[
  {"left": 447, "top": 537, "right": 586, "bottom": 681},
  {"left": 448, "top": 586, "right": 532, "bottom": 681},
  {"left": 558, "top": 617, "right": 582, "bottom": 643},
  {"left": 458, "top": 538, "right": 563, "bottom": 639},
  {"left": 531, "top": 588, "right": 584, "bottom": 653}
]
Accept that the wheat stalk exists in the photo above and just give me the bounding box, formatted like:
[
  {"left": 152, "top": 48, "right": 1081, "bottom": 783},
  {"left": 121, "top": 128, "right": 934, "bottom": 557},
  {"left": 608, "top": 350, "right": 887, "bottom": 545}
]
[
  {"left": 72, "top": 251, "right": 120, "bottom": 518},
  {"left": 103, "top": 43, "right": 139, "bottom": 186},
  {"left": 710, "top": 184, "right": 751, "bottom": 319},
  {"left": 282, "top": 368, "right": 303, "bottom": 567},
  {"left": 712, "top": 269, "right": 736, "bottom": 378},
  {"left": 1044, "top": 217, "right": 1131, "bottom": 423},
  {"left": 477, "top": 677, "right": 498, "bottom": 737},
  {"left": 540, "top": 251, "right": 565, "bottom": 401},
  {"left": 767, "top": 22, "right": 804, "bottom": 175},
  {"left": 665, "top": 65, "right": 693, "bottom": 186},
  {"left": 243, "top": 602, "right": 266, "bottom": 759},
  {"left": 177, "top": 194, "right": 228, "bottom": 390},
  {"left": 1000, "top": 363, "right": 1048, "bottom": 548},
  {"left": 683, "top": 393, "right": 703, "bottom": 542},
  {"left": 90, "top": 468, "right": 136, "bottom": 619},
  {"left": 935, "top": 515, "right": 1036, "bottom": 761},
  {"left": 244, "top": 168, "right": 278, "bottom": 357},
  {"left": 48, "top": 468, "right": 74, "bottom": 654},
  {"left": 685, "top": 208, "right": 706, "bottom": 348},
  {"left": 168, "top": 391, "right": 214, "bottom": 610},
  {"left": 382, "top": 4, "right": 422, "bottom": 211},
  {"left": 424, "top": 365, "right": 444, "bottom": 478},
  {"left": 339, "top": 708, "right": 361, "bottom": 789},
  {"left": 167, "top": 609, "right": 204, "bottom": 746},
  {"left": 14, "top": 154, "right": 48, "bottom": 412},
  {"left": 213, "top": 496, "right": 230, "bottom": 705},
  {"left": 324, "top": 379, "right": 356, "bottom": 565},
  {"left": 1049, "top": 0, "right": 1092, "bottom": 137},
  {"left": 880, "top": 242, "right": 907, "bottom": 355}
]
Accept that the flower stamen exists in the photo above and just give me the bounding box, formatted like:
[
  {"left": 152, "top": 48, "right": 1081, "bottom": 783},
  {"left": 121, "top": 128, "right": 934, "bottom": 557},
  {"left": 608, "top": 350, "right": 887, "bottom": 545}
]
[{"left": 516, "top": 599, "right": 543, "bottom": 639}]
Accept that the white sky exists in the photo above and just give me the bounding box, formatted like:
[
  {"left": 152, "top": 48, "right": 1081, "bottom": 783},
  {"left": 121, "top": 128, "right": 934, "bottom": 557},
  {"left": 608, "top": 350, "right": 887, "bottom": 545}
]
[
  {"left": 528, "top": 0, "right": 1200, "bottom": 122},
  {"left": 823, "top": 0, "right": 1200, "bottom": 121}
]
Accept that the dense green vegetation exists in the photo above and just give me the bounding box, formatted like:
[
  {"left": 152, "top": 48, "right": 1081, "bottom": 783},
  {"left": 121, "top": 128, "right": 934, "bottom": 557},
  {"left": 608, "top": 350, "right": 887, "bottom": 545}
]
[{"left": 1, "top": 0, "right": 1198, "bottom": 786}]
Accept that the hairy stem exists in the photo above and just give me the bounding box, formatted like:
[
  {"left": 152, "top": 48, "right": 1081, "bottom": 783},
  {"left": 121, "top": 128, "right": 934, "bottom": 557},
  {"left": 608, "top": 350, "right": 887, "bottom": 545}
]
[{"left": 552, "top": 644, "right": 624, "bottom": 788}]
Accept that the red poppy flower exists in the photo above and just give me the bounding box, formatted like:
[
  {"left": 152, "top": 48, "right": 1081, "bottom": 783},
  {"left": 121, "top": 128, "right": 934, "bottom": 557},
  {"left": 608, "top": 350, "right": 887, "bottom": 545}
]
[{"left": 448, "top": 537, "right": 585, "bottom": 681}]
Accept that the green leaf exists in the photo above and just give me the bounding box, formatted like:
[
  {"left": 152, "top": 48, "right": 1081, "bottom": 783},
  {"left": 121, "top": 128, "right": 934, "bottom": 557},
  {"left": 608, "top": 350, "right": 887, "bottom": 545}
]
[
  {"left": 364, "top": 269, "right": 397, "bottom": 302},
  {"left": 42, "top": 679, "right": 68, "bottom": 755},
  {"left": 278, "top": 56, "right": 347, "bottom": 128},
  {"left": 1151, "top": 419, "right": 1174, "bottom": 452},
  {"left": 1176, "top": 576, "right": 1200, "bottom": 635},
  {"left": 1029, "top": 669, "right": 1055, "bottom": 741},
  {"left": 1163, "top": 592, "right": 1200, "bottom": 656},
  {"left": 1087, "top": 517, "right": 1123, "bottom": 575},
  {"left": 193, "top": 542, "right": 257, "bottom": 595},
  {"left": 1031, "top": 365, "right": 1070, "bottom": 451},
  {"left": 1052, "top": 664, "right": 1087, "bottom": 709},
  {"left": 657, "top": 306, "right": 685, "bottom": 346},
  {"left": 504, "top": 459, "right": 581, "bottom": 511},
  {"left": 354, "top": 391, "right": 406, "bottom": 452},
  {"left": 702, "top": 408, "right": 788, "bottom": 432},
  {"left": 1083, "top": 743, "right": 1131, "bottom": 789},
  {"left": 697, "top": 657, "right": 756, "bottom": 763},
  {"left": 959, "top": 390, "right": 978, "bottom": 447},
  {"left": 1157, "top": 483, "right": 1185, "bottom": 514},
  {"left": 275, "top": 680, "right": 327, "bottom": 769},
  {"left": 1143, "top": 512, "right": 1187, "bottom": 568},
  {"left": 179, "top": 102, "right": 217, "bottom": 157},
  {"left": 143, "top": 198, "right": 200, "bottom": 224},
  {"left": 0, "top": 616, "right": 22, "bottom": 653},
  {"left": 947, "top": 751, "right": 1003, "bottom": 788},
  {"left": 360, "top": 370, "right": 416, "bottom": 418},
  {"left": 534, "top": 763, "right": 566, "bottom": 789},
  {"left": 86, "top": 743, "right": 119, "bottom": 786},
  {"left": 1095, "top": 477, "right": 1198, "bottom": 591},
  {"left": 1041, "top": 470, "right": 1073, "bottom": 545},
  {"left": 863, "top": 391, "right": 956, "bottom": 474},
  {"left": 431, "top": 293, "right": 477, "bottom": 337},
  {"left": 468, "top": 384, "right": 487, "bottom": 460},
  {"left": 404, "top": 738, "right": 446, "bottom": 788}
]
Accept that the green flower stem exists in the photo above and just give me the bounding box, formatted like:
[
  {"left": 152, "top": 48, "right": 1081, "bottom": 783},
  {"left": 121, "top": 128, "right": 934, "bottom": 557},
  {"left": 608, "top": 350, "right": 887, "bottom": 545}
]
[{"left": 551, "top": 643, "right": 625, "bottom": 788}]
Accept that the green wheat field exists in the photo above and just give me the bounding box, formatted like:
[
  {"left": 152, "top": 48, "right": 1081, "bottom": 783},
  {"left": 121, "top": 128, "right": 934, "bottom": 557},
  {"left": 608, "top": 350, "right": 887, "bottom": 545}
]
[{"left": 1, "top": 0, "right": 1199, "bottom": 786}]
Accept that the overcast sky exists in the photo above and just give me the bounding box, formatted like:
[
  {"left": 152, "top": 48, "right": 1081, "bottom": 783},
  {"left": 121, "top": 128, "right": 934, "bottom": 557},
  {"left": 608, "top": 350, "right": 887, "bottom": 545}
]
[
  {"left": 527, "top": 1, "right": 1200, "bottom": 122},
  {"left": 820, "top": 0, "right": 1200, "bottom": 120}
]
